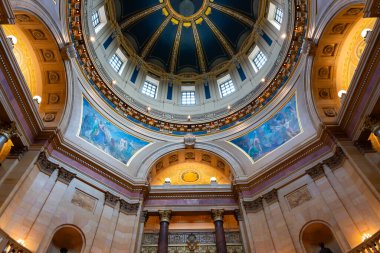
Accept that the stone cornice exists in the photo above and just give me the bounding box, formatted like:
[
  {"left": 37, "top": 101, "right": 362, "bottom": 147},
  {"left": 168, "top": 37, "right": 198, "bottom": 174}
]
[
  {"left": 263, "top": 189, "right": 278, "bottom": 204},
  {"left": 306, "top": 163, "right": 325, "bottom": 181},
  {"left": 57, "top": 167, "right": 76, "bottom": 185},
  {"left": 120, "top": 200, "right": 140, "bottom": 215},
  {"left": 37, "top": 152, "right": 59, "bottom": 176},
  {"left": 243, "top": 198, "right": 263, "bottom": 213},
  {"left": 104, "top": 192, "right": 119, "bottom": 207}
]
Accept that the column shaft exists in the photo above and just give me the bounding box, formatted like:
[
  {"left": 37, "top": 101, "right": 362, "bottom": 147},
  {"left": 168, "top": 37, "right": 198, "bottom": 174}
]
[
  {"left": 214, "top": 220, "right": 227, "bottom": 253},
  {"left": 158, "top": 221, "right": 169, "bottom": 253}
]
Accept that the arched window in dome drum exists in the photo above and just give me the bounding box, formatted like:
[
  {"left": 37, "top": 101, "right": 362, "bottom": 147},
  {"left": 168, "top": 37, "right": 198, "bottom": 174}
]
[{"left": 91, "top": 11, "right": 100, "bottom": 28}]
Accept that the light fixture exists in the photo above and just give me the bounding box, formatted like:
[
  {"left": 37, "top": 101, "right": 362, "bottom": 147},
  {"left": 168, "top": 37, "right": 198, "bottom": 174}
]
[
  {"left": 147, "top": 106, "right": 151, "bottom": 112},
  {"left": 362, "top": 233, "right": 371, "bottom": 242},
  {"left": 337, "top": 90, "right": 347, "bottom": 98},
  {"left": 164, "top": 178, "right": 171, "bottom": 184},
  {"left": 33, "top": 95, "right": 42, "bottom": 104},
  {"left": 112, "top": 80, "right": 117, "bottom": 85},
  {"left": 210, "top": 177, "right": 217, "bottom": 184},
  {"left": 261, "top": 78, "right": 266, "bottom": 82},
  {"left": 187, "top": 115, "right": 191, "bottom": 121},
  {"left": 89, "top": 36, "right": 96, "bottom": 42},
  {"left": 227, "top": 105, "right": 231, "bottom": 110},
  {"left": 17, "top": 239, "right": 25, "bottom": 246},
  {"left": 281, "top": 33, "right": 287, "bottom": 39},
  {"left": 7, "top": 35, "right": 18, "bottom": 46},
  {"left": 361, "top": 28, "right": 372, "bottom": 39}
]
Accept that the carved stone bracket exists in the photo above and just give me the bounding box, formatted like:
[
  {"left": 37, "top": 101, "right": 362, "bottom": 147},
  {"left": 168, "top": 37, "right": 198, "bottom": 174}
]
[
  {"left": 140, "top": 210, "right": 149, "bottom": 223},
  {"left": 61, "top": 43, "right": 76, "bottom": 60},
  {"left": 211, "top": 209, "right": 224, "bottom": 222},
  {"left": 158, "top": 210, "right": 172, "bottom": 223},
  {"left": 243, "top": 197, "right": 263, "bottom": 213},
  {"left": 234, "top": 209, "right": 243, "bottom": 221},
  {"left": 323, "top": 147, "right": 346, "bottom": 170},
  {"left": 7, "top": 145, "right": 28, "bottom": 159},
  {"left": 104, "top": 192, "right": 119, "bottom": 207},
  {"left": 354, "top": 140, "right": 376, "bottom": 154},
  {"left": 302, "top": 38, "right": 317, "bottom": 55},
  {"left": 37, "top": 152, "right": 59, "bottom": 175},
  {"left": 57, "top": 167, "right": 76, "bottom": 184},
  {"left": 120, "top": 200, "right": 139, "bottom": 215},
  {"left": 184, "top": 134, "right": 196, "bottom": 149},
  {"left": 306, "top": 163, "right": 325, "bottom": 180},
  {"left": 263, "top": 189, "right": 278, "bottom": 204}
]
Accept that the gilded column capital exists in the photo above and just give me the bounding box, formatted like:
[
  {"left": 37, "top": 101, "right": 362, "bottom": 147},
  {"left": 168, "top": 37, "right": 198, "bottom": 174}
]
[
  {"left": 159, "top": 210, "right": 172, "bottom": 223},
  {"left": 120, "top": 200, "right": 139, "bottom": 215},
  {"left": 57, "top": 167, "right": 76, "bottom": 184},
  {"left": 37, "top": 152, "right": 59, "bottom": 175},
  {"left": 306, "top": 163, "right": 325, "bottom": 180},
  {"left": 0, "top": 122, "right": 18, "bottom": 139},
  {"left": 263, "top": 189, "right": 278, "bottom": 204},
  {"left": 211, "top": 209, "right": 224, "bottom": 222},
  {"left": 243, "top": 197, "right": 263, "bottom": 213},
  {"left": 104, "top": 192, "right": 119, "bottom": 207},
  {"left": 323, "top": 147, "right": 346, "bottom": 170}
]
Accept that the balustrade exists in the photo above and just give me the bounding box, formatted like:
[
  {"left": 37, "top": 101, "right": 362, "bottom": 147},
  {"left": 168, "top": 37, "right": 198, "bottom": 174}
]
[
  {"left": 349, "top": 231, "right": 380, "bottom": 253},
  {"left": 0, "top": 229, "right": 31, "bottom": 253}
]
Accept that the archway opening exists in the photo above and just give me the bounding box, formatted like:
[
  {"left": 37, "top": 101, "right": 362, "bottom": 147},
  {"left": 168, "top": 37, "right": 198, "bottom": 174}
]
[
  {"left": 47, "top": 226, "right": 84, "bottom": 253},
  {"left": 301, "top": 222, "right": 342, "bottom": 253}
]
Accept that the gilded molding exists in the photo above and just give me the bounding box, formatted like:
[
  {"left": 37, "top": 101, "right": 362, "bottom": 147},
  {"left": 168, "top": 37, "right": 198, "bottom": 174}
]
[
  {"left": 203, "top": 16, "right": 234, "bottom": 56},
  {"left": 104, "top": 191, "right": 119, "bottom": 207},
  {"left": 243, "top": 197, "right": 263, "bottom": 213},
  {"left": 57, "top": 167, "right": 76, "bottom": 184},
  {"left": 159, "top": 210, "right": 172, "bottom": 223},
  {"left": 211, "top": 209, "right": 224, "bottom": 222},
  {"left": 323, "top": 147, "right": 346, "bottom": 170},
  {"left": 120, "top": 200, "right": 139, "bottom": 215},
  {"left": 263, "top": 189, "right": 278, "bottom": 204},
  {"left": 170, "top": 21, "right": 183, "bottom": 73},
  {"left": 191, "top": 21, "right": 206, "bottom": 72},
  {"left": 306, "top": 163, "right": 325, "bottom": 180},
  {"left": 37, "top": 152, "right": 59, "bottom": 176}
]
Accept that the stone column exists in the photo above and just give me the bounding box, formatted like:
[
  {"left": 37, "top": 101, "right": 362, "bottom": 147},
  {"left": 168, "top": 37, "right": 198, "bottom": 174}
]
[
  {"left": 234, "top": 209, "right": 250, "bottom": 253},
  {"left": 135, "top": 210, "right": 149, "bottom": 253},
  {"left": 0, "top": 122, "right": 17, "bottom": 151},
  {"left": 212, "top": 209, "right": 227, "bottom": 253},
  {"left": 158, "top": 210, "right": 171, "bottom": 253}
]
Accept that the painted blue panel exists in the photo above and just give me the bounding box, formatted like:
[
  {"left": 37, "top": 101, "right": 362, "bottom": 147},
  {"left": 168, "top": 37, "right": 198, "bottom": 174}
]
[
  {"left": 103, "top": 34, "right": 114, "bottom": 49},
  {"left": 237, "top": 65, "right": 246, "bottom": 81},
  {"left": 79, "top": 99, "right": 149, "bottom": 164},
  {"left": 167, "top": 82, "right": 173, "bottom": 100},
  {"left": 230, "top": 96, "right": 301, "bottom": 162},
  {"left": 261, "top": 31, "right": 273, "bottom": 46},
  {"left": 130, "top": 67, "right": 139, "bottom": 83},
  {"left": 204, "top": 82, "right": 211, "bottom": 99}
]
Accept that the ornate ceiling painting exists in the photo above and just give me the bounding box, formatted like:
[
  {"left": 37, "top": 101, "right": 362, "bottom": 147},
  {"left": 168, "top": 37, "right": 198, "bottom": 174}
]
[
  {"left": 230, "top": 95, "right": 302, "bottom": 162},
  {"left": 79, "top": 98, "right": 150, "bottom": 165}
]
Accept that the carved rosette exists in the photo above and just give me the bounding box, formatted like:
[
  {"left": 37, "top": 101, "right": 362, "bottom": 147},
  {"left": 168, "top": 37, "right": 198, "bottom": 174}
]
[
  {"left": 211, "top": 209, "right": 224, "bottom": 222},
  {"left": 306, "top": 163, "right": 325, "bottom": 180},
  {"left": 7, "top": 145, "right": 28, "bottom": 159},
  {"left": 263, "top": 189, "right": 278, "bottom": 204},
  {"left": 37, "top": 152, "right": 59, "bottom": 175},
  {"left": 120, "top": 200, "right": 140, "bottom": 215},
  {"left": 104, "top": 192, "right": 119, "bottom": 207},
  {"left": 323, "top": 147, "right": 346, "bottom": 170},
  {"left": 57, "top": 168, "right": 76, "bottom": 184},
  {"left": 0, "top": 122, "right": 18, "bottom": 139},
  {"left": 243, "top": 197, "right": 263, "bottom": 213},
  {"left": 159, "top": 210, "right": 172, "bottom": 223}
]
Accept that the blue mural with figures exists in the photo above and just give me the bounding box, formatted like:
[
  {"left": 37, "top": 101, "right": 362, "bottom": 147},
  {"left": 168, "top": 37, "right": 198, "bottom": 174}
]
[
  {"left": 230, "top": 96, "right": 301, "bottom": 162},
  {"left": 79, "top": 99, "right": 149, "bottom": 164}
]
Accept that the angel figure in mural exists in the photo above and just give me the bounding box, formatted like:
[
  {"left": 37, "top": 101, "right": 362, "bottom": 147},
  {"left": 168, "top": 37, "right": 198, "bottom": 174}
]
[{"left": 248, "top": 132, "right": 263, "bottom": 157}]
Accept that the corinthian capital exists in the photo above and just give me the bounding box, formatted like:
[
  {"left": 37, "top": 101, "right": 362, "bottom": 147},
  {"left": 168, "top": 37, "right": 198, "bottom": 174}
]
[
  {"left": 158, "top": 210, "right": 172, "bottom": 223},
  {"left": 211, "top": 209, "right": 224, "bottom": 222}
]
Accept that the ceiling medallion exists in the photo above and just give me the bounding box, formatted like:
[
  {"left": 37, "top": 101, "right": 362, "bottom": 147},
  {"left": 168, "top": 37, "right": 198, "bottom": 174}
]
[
  {"left": 181, "top": 170, "right": 200, "bottom": 182},
  {"left": 165, "top": 0, "right": 209, "bottom": 22}
]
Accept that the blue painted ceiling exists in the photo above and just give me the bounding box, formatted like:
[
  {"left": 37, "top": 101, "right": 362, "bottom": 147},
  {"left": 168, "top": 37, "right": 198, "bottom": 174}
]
[{"left": 116, "top": 0, "right": 257, "bottom": 74}]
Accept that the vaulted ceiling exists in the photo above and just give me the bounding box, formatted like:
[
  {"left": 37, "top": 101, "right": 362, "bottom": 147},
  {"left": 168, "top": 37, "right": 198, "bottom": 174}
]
[{"left": 115, "top": 0, "right": 258, "bottom": 74}]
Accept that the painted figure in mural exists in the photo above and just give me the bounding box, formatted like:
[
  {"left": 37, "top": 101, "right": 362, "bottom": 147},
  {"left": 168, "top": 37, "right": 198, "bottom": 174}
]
[
  {"left": 230, "top": 97, "right": 301, "bottom": 161},
  {"left": 79, "top": 99, "right": 149, "bottom": 164}
]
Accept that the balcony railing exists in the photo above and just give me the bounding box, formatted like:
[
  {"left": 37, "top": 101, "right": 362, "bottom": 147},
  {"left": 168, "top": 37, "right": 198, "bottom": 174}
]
[
  {"left": 349, "top": 231, "right": 380, "bottom": 253},
  {"left": 0, "top": 229, "right": 31, "bottom": 253}
]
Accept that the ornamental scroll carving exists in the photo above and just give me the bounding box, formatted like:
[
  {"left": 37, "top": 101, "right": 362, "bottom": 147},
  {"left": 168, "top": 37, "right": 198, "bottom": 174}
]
[
  {"left": 120, "top": 200, "right": 139, "bottom": 214},
  {"left": 37, "top": 152, "right": 59, "bottom": 175},
  {"left": 243, "top": 197, "right": 263, "bottom": 213},
  {"left": 305, "top": 163, "right": 325, "bottom": 180},
  {"left": 104, "top": 192, "right": 119, "bottom": 207},
  {"left": 323, "top": 147, "right": 346, "bottom": 170}
]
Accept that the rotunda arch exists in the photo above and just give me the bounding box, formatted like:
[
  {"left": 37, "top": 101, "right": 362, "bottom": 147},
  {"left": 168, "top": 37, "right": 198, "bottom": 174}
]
[
  {"left": 310, "top": 3, "right": 376, "bottom": 123},
  {"left": 2, "top": 10, "right": 68, "bottom": 127}
]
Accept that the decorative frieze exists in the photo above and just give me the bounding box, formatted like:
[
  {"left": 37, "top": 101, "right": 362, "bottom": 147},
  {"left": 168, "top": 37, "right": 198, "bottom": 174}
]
[
  {"left": 211, "top": 209, "right": 224, "bottom": 222},
  {"left": 263, "top": 189, "right": 278, "bottom": 204},
  {"left": 243, "top": 197, "right": 263, "bottom": 213},
  {"left": 285, "top": 185, "right": 312, "bottom": 209},
  {"left": 104, "top": 192, "right": 119, "bottom": 207},
  {"left": 306, "top": 163, "right": 325, "bottom": 180},
  {"left": 37, "top": 152, "right": 59, "bottom": 175},
  {"left": 57, "top": 167, "right": 76, "bottom": 184},
  {"left": 323, "top": 147, "right": 346, "bottom": 170},
  {"left": 158, "top": 210, "right": 172, "bottom": 222},
  {"left": 120, "top": 200, "right": 139, "bottom": 215}
]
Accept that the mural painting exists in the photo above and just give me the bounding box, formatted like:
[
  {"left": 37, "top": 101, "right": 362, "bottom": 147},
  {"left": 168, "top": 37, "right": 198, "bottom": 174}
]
[
  {"left": 230, "top": 96, "right": 301, "bottom": 161},
  {"left": 79, "top": 99, "right": 149, "bottom": 164}
]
